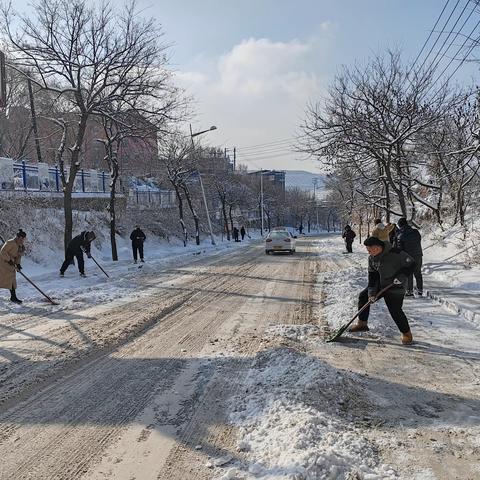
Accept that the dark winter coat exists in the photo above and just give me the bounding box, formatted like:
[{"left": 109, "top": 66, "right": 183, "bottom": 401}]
[
  {"left": 67, "top": 231, "right": 93, "bottom": 256},
  {"left": 367, "top": 243, "right": 416, "bottom": 296},
  {"left": 130, "top": 228, "right": 146, "bottom": 246},
  {"left": 240, "top": 227, "right": 246, "bottom": 236},
  {"left": 394, "top": 225, "right": 422, "bottom": 257},
  {"left": 342, "top": 227, "right": 356, "bottom": 243}
]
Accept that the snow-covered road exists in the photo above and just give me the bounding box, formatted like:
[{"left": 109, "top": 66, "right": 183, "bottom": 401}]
[{"left": 0, "top": 235, "right": 478, "bottom": 480}]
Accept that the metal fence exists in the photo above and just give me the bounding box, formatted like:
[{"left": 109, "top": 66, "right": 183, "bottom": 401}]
[
  {"left": 0, "top": 158, "right": 110, "bottom": 193},
  {"left": 0, "top": 157, "right": 176, "bottom": 207}
]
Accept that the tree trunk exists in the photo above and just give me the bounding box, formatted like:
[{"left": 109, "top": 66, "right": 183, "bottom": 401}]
[
  {"left": 63, "top": 114, "right": 88, "bottom": 251},
  {"left": 229, "top": 205, "right": 234, "bottom": 237},
  {"left": 173, "top": 186, "right": 187, "bottom": 246},
  {"left": 63, "top": 189, "right": 73, "bottom": 254},
  {"left": 221, "top": 200, "right": 230, "bottom": 241},
  {"left": 182, "top": 185, "right": 200, "bottom": 245},
  {"left": 108, "top": 157, "right": 119, "bottom": 261}
]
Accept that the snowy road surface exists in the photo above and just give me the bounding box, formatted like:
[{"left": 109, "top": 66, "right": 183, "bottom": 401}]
[{"left": 0, "top": 235, "right": 479, "bottom": 479}]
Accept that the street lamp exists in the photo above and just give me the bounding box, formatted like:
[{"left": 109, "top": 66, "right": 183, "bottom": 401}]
[{"left": 189, "top": 124, "right": 217, "bottom": 246}]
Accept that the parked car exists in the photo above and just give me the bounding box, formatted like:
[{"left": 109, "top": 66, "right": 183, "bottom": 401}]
[{"left": 265, "top": 230, "right": 296, "bottom": 254}]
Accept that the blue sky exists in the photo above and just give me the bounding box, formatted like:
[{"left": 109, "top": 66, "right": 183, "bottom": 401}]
[{"left": 12, "top": 0, "right": 480, "bottom": 172}]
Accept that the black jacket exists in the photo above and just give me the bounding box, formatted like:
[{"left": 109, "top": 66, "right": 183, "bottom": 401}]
[
  {"left": 342, "top": 227, "right": 356, "bottom": 243},
  {"left": 130, "top": 228, "right": 146, "bottom": 246},
  {"left": 67, "top": 231, "right": 92, "bottom": 256},
  {"left": 368, "top": 243, "right": 416, "bottom": 296},
  {"left": 394, "top": 225, "right": 422, "bottom": 257}
]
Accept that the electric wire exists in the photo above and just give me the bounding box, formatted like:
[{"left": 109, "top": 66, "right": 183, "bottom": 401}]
[
  {"left": 413, "top": 0, "right": 462, "bottom": 77},
  {"left": 408, "top": 0, "right": 452, "bottom": 76}
]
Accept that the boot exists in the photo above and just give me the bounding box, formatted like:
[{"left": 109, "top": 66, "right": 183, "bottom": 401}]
[
  {"left": 349, "top": 320, "right": 369, "bottom": 332},
  {"left": 405, "top": 291, "right": 414, "bottom": 297},
  {"left": 10, "top": 289, "right": 22, "bottom": 304},
  {"left": 401, "top": 331, "right": 413, "bottom": 345},
  {"left": 80, "top": 273, "right": 86, "bottom": 278}
]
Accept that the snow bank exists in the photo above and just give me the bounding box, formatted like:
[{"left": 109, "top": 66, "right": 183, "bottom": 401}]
[
  {"left": 316, "top": 266, "right": 399, "bottom": 337},
  {"left": 216, "top": 347, "right": 397, "bottom": 480}
]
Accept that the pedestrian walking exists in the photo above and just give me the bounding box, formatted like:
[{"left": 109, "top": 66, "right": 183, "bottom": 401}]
[
  {"left": 342, "top": 225, "right": 356, "bottom": 253},
  {"left": 349, "top": 236, "right": 416, "bottom": 345},
  {"left": 130, "top": 226, "right": 146, "bottom": 263},
  {"left": 394, "top": 218, "right": 423, "bottom": 297},
  {"left": 60, "top": 231, "right": 96, "bottom": 277},
  {"left": 233, "top": 227, "right": 240, "bottom": 242},
  {"left": 0, "top": 229, "right": 26, "bottom": 304},
  {"left": 240, "top": 226, "right": 246, "bottom": 241},
  {"left": 371, "top": 219, "right": 395, "bottom": 244}
]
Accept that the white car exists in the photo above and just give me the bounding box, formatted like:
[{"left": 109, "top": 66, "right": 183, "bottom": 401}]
[{"left": 265, "top": 230, "right": 297, "bottom": 254}]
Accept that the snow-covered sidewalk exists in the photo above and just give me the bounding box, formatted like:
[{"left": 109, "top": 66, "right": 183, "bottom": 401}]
[{"left": 1, "top": 234, "right": 259, "bottom": 314}]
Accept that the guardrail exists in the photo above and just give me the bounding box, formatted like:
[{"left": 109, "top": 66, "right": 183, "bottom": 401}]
[{"left": 0, "top": 158, "right": 176, "bottom": 206}]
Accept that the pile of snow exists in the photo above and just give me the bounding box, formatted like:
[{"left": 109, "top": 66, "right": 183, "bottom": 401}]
[
  {"left": 215, "top": 347, "right": 398, "bottom": 480},
  {"left": 316, "top": 266, "right": 399, "bottom": 337}
]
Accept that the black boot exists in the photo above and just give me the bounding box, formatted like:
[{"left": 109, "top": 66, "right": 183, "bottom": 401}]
[{"left": 10, "top": 289, "right": 22, "bottom": 304}]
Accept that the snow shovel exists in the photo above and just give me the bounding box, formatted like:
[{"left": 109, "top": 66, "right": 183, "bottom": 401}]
[
  {"left": 326, "top": 283, "right": 395, "bottom": 342},
  {"left": 16, "top": 268, "right": 59, "bottom": 305},
  {"left": 89, "top": 254, "right": 110, "bottom": 278}
]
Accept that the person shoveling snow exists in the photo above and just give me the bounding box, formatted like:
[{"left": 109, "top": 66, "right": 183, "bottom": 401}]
[
  {"left": 60, "top": 231, "right": 96, "bottom": 278},
  {"left": 349, "top": 236, "right": 416, "bottom": 345},
  {"left": 0, "top": 229, "right": 27, "bottom": 304}
]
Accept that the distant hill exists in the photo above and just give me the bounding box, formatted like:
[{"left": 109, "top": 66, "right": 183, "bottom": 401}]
[{"left": 285, "top": 170, "right": 326, "bottom": 198}]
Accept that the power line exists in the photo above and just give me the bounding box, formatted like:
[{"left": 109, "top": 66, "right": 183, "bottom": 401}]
[
  {"left": 423, "top": 0, "right": 473, "bottom": 77},
  {"left": 235, "top": 146, "right": 296, "bottom": 157},
  {"left": 230, "top": 135, "right": 306, "bottom": 151},
  {"left": 236, "top": 151, "right": 308, "bottom": 161},
  {"left": 409, "top": 0, "right": 452, "bottom": 75},
  {"left": 414, "top": 0, "right": 462, "bottom": 76},
  {"left": 427, "top": 16, "right": 480, "bottom": 99}
]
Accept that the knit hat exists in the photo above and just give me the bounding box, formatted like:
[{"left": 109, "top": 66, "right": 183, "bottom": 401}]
[
  {"left": 397, "top": 217, "right": 408, "bottom": 228},
  {"left": 16, "top": 229, "right": 26, "bottom": 238},
  {"left": 363, "top": 236, "right": 385, "bottom": 248}
]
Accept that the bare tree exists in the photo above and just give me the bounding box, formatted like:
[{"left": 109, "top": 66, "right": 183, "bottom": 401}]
[
  {"left": 158, "top": 133, "right": 199, "bottom": 246},
  {"left": 300, "top": 50, "right": 452, "bottom": 222},
  {"left": 1, "top": 0, "right": 177, "bottom": 251}
]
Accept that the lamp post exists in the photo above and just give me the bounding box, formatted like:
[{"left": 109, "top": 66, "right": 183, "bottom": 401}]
[
  {"left": 190, "top": 124, "right": 217, "bottom": 246},
  {"left": 312, "top": 178, "right": 319, "bottom": 232},
  {"left": 260, "top": 169, "right": 264, "bottom": 236}
]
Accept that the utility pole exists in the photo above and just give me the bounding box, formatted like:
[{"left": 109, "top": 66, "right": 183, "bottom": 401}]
[
  {"left": 233, "top": 147, "right": 236, "bottom": 171},
  {"left": 0, "top": 51, "right": 7, "bottom": 157},
  {"left": 0, "top": 51, "right": 6, "bottom": 109},
  {"left": 27, "top": 78, "right": 43, "bottom": 163},
  {"left": 260, "top": 169, "right": 264, "bottom": 236},
  {"left": 189, "top": 123, "right": 216, "bottom": 246},
  {"left": 313, "top": 178, "right": 319, "bottom": 232}
]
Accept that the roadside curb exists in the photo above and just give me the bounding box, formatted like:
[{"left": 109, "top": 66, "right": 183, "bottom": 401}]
[{"left": 425, "top": 289, "right": 480, "bottom": 327}]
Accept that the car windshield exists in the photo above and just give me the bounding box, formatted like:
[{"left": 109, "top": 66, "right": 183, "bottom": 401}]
[{"left": 269, "top": 232, "right": 288, "bottom": 239}]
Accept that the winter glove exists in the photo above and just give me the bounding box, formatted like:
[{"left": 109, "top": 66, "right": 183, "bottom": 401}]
[
  {"left": 86, "top": 252, "right": 92, "bottom": 259},
  {"left": 16, "top": 264, "right": 22, "bottom": 271},
  {"left": 368, "top": 295, "right": 377, "bottom": 304}
]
